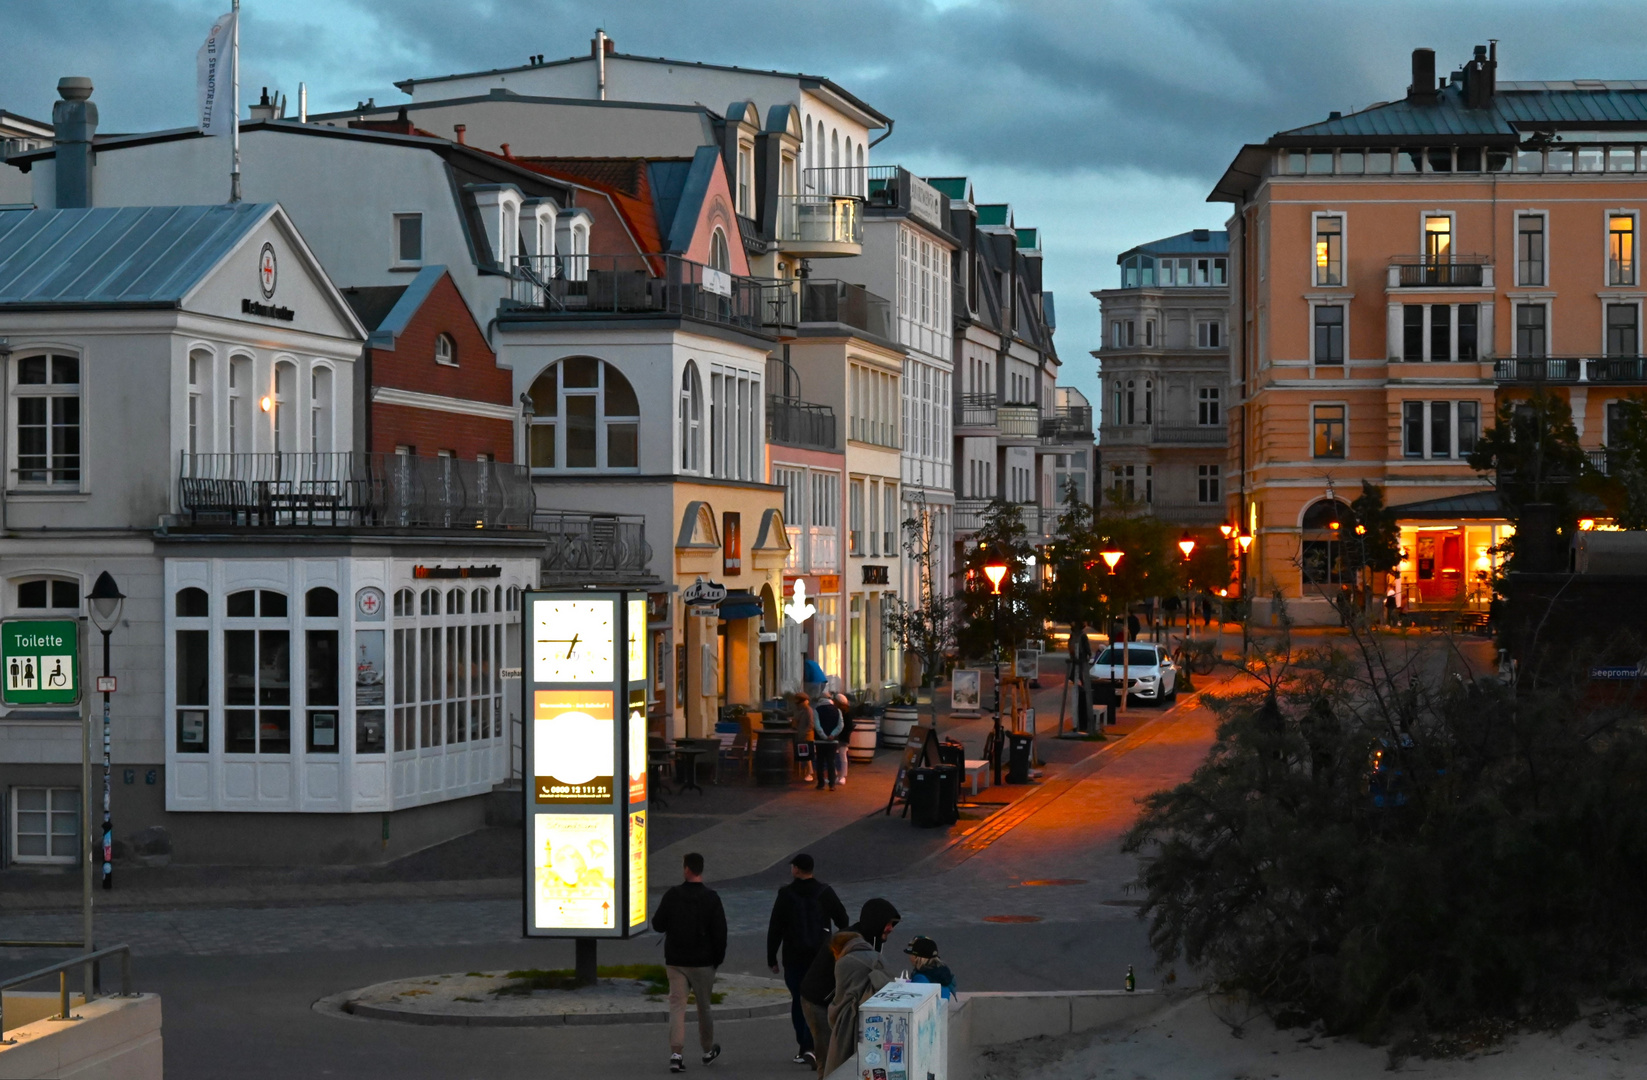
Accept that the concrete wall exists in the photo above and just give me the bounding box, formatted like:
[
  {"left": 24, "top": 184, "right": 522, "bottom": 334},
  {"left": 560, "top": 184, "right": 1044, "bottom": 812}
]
[{"left": 0, "top": 993, "right": 161, "bottom": 1080}]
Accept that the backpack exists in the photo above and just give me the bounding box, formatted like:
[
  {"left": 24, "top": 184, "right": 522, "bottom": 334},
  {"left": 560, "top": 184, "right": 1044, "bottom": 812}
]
[{"left": 792, "top": 885, "right": 829, "bottom": 953}]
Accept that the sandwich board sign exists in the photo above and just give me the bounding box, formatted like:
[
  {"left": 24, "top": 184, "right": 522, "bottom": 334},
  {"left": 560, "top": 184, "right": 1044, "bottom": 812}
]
[{"left": 2, "top": 619, "right": 80, "bottom": 706}]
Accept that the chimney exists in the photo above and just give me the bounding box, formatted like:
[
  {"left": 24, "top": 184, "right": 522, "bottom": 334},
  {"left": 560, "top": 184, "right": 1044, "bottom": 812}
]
[
  {"left": 595, "top": 28, "right": 609, "bottom": 100},
  {"left": 1463, "top": 42, "right": 1498, "bottom": 109},
  {"left": 454, "top": 123, "right": 467, "bottom": 145},
  {"left": 52, "top": 76, "right": 97, "bottom": 209},
  {"left": 249, "top": 87, "right": 279, "bottom": 121},
  {"left": 1407, "top": 47, "right": 1437, "bottom": 103}
]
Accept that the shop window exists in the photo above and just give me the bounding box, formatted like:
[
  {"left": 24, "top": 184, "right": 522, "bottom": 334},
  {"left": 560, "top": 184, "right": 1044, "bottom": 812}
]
[
  {"left": 473, "top": 587, "right": 490, "bottom": 613},
  {"left": 176, "top": 628, "right": 209, "bottom": 753},
  {"left": 17, "top": 577, "right": 79, "bottom": 610},
  {"left": 448, "top": 588, "right": 466, "bottom": 615},
  {"left": 393, "top": 588, "right": 414, "bottom": 617},
  {"left": 421, "top": 588, "right": 440, "bottom": 616},
  {"left": 10, "top": 787, "right": 79, "bottom": 864},
  {"left": 1300, "top": 499, "right": 1352, "bottom": 587},
  {"left": 305, "top": 629, "right": 340, "bottom": 753},
  {"left": 305, "top": 587, "right": 338, "bottom": 618},
  {"left": 13, "top": 353, "right": 81, "bottom": 486},
  {"left": 225, "top": 626, "right": 290, "bottom": 754},
  {"left": 176, "top": 587, "right": 209, "bottom": 618}
]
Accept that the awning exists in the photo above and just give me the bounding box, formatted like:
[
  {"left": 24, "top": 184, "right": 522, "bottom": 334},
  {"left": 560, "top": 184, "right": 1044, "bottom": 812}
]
[{"left": 718, "top": 591, "right": 764, "bottom": 620}]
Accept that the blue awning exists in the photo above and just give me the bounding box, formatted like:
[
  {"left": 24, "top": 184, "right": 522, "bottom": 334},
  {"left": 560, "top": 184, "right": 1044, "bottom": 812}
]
[{"left": 718, "top": 591, "right": 764, "bottom": 620}]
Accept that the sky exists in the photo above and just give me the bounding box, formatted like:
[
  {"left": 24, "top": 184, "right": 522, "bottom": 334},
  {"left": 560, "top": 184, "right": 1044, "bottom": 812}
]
[{"left": 7, "top": 0, "right": 1647, "bottom": 405}]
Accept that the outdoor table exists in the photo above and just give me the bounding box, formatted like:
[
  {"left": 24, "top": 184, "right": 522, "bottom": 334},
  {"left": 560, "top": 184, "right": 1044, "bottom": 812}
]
[
  {"left": 672, "top": 743, "right": 711, "bottom": 794},
  {"left": 647, "top": 748, "right": 675, "bottom": 808}
]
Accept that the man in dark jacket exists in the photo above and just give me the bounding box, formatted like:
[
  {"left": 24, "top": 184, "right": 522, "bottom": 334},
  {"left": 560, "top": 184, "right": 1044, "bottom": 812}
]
[
  {"left": 766, "top": 853, "right": 850, "bottom": 1066},
  {"left": 798, "top": 897, "right": 900, "bottom": 1078},
  {"left": 651, "top": 852, "right": 727, "bottom": 1072}
]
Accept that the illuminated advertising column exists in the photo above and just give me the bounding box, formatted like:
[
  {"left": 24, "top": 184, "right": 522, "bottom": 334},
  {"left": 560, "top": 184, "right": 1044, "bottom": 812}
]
[{"left": 523, "top": 591, "right": 650, "bottom": 938}]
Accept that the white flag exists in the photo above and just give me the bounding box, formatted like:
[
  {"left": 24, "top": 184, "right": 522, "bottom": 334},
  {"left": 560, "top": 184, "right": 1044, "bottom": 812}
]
[{"left": 196, "top": 11, "right": 236, "bottom": 136}]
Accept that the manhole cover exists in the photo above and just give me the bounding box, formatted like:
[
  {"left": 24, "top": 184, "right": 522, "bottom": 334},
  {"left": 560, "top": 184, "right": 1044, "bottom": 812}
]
[
  {"left": 1020, "top": 878, "right": 1087, "bottom": 887},
  {"left": 982, "top": 915, "right": 1043, "bottom": 924}
]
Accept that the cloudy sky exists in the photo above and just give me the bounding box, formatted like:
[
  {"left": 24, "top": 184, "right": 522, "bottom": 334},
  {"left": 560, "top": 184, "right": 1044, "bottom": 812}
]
[{"left": 6, "top": 0, "right": 1647, "bottom": 402}]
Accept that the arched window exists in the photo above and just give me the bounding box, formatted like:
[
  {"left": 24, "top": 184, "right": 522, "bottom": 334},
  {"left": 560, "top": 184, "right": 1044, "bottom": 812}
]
[
  {"left": 228, "top": 354, "right": 252, "bottom": 452},
  {"left": 393, "top": 588, "right": 414, "bottom": 617},
  {"left": 680, "top": 361, "right": 703, "bottom": 473},
  {"left": 435, "top": 333, "right": 457, "bottom": 367},
  {"left": 188, "top": 348, "right": 213, "bottom": 455},
  {"left": 175, "top": 587, "right": 209, "bottom": 617},
  {"left": 527, "top": 358, "right": 640, "bottom": 471},
  {"left": 310, "top": 366, "right": 333, "bottom": 453},
  {"left": 305, "top": 587, "right": 339, "bottom": 617},
  {"left": 12, "top": 353, "right": 81, "bottom": 486},
  {"left": 831, "top": 128, "right": 840, "bottom": 173},
  {"left": 272, "top": 360, "right": 296, "bottom": 451},
  {"left": 709, "top": 228, "right": 731, "bottom": 272},
  {"left": 17, "top": 577, "right": 79, "bottom": 611},
  {"left": 844, "top": 136, "right": 854, "bottom": 186},
  {"left": 1301, "top": 499, "right": 1353, "bottom": 587}
]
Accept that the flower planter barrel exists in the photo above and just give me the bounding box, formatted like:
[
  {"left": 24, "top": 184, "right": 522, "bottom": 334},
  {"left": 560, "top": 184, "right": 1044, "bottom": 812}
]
[
  {"left": 847, "top": 718, "right": 879, "bottom": 763},
  {"left": 881, "top": 706, "right": 919, "bottom": 747}
]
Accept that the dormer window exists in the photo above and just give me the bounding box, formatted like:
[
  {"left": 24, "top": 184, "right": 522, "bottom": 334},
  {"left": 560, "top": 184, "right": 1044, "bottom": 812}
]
[
  {"left": 736, "top": 144, "right": 754, "bottom": 216},
  {"left": 394, "top": 213, "right": 422, "bottom": 265},
  {"left": 435, "top": 333, "right": 457, "bottom": 367}
]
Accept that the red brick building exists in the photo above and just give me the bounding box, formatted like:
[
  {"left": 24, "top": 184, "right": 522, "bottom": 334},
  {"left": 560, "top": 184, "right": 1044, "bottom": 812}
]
[{"left": 342, "top": 267, "right": 517, "bottom": 461}]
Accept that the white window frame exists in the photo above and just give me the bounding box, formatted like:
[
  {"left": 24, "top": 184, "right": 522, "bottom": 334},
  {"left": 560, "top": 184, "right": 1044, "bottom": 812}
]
[
  {"left": 1515, "top": 209, "right": 1549, "bottom": 287},
  {"left": 1311, "top": 211, "right": 1346, "bottom": 287},
  {"left": 310, "top": 364, "right": 334, "bottom": 454},
  {"left": 528, "top": 358, "right": 642, "bottom": 474},
  {"left": 227, "top": 352, "right": 253, "bottom": 454},
  {"left": 1420, "top": 210, "right": 1457, "bottom": 263},
  {"left": 1197, "top": 386, "right": 1221, "bottom": 426},
  {"left": 680, "top": 361, "right": 703, "bottom": 474},
  {"left": 393, "top": 212, "right": 424, "bottom": 267},
  {"left": 10, "top": 350, "right": 84, "bottom": 490},
  {"left": 1309, "top": 302, "right": 1348, "bottom": 365},
  {"left": 1196, "top": 320, "right": 1223, "bottom": 349},
  {"left": 434, "top": 333, "right": 458, "bottom": 367},
  {"left": 1606, "top": 208, "right": 1640, "bottom": 288},
  {"left": 9, "top": 786, "right": 80, "bottom": 865}
]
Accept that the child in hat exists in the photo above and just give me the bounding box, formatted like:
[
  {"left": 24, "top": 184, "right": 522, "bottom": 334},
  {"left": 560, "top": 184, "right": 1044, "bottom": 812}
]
[{"left": 902, "top": 936, "right": 956, "bottom": 998}]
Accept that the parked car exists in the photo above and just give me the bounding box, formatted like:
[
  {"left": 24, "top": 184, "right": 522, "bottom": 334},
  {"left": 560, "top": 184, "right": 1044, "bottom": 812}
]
[{"left": 1090, "top": 642, "right": 1177, "bottom": 704}]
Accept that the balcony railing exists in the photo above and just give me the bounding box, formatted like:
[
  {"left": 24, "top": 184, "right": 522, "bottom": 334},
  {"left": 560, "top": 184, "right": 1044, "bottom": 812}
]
[
  {"left": 799, "top": 279, "right": 893, "bottom": 340},
  {"left": 959, "top": 393, "right": 998, "bottom": 430},
  {"left": 1387, "top": 256, "right": 1492, "bottom": 288},
  {"left": 178, "top": 452, "right": 534, "bottom": 529},
  {"left": 1151, "top": 425, "right": 1227, "bottom": 444},
  {"left": 1494, "top": 356, "right": 1647, "bottom": 384},
  {"left": 767, "top": 395, "right": 837, "bottom": 452},
  {"left": 998, "top": 404, "right": 1041, "bottom": 440},
  {"left": 1039, "top": 406, "right": 1094, "bottom": 444},
  {"left": 776, "top": 195, "right": 863, "bottom": 249},
  {"left": 1588, "top": 448, "right": 1612, "bottom": 476},
  {"left": 508, "top": 253, "right": 794, "bottom": 334},
  {"left": 536, "top": 512, "right": 652, "bottom": 583}
]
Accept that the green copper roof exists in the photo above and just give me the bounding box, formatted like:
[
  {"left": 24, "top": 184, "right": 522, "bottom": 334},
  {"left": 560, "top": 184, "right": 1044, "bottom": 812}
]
[
  {"left": 977, "top": 203, "right": 1011, "bottom": 227},
  {"left": 925, "top": 177, "right": 969, "bottom": 200},
  {"left": 1015, "top": 227, "right": 1039, "bottom": 250}
]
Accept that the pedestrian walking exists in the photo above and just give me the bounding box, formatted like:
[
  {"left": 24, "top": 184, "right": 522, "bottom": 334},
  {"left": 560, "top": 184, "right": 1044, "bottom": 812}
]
[
  {"left": 812, "top": 695, "right": 845, "bottom": 790},
  {"left": 902, "top": 936, "right": 957, "bottom": 998},
  {"left": 817, "top": 898, "right": 901, "bottom": 1077},
  {"left": 794, "top": 693, "right": 817, "bottom": 783},
  {"left": 1200, "top": 596, "right": 1213, "bottom": 628},
  {"left": 1069, "top": 621, "right": 1093, "bottom": 735},
  {"left": 766, "top": 853, "right": 850, "bottom": 1068},
  {"left": 650, "top": 852, "right": 727, "bottom": 1072},
  {"left": 832, "top": 693, "right": 853, "bottom": 784},
  {"left": 1385, "top": 584, "right": 1399, "bottom": 626}
]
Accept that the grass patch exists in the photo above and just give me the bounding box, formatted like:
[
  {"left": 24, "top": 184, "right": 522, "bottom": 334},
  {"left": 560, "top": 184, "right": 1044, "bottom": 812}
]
[{"left": 495, "top": 964, "right": 670, "bottom": 996}]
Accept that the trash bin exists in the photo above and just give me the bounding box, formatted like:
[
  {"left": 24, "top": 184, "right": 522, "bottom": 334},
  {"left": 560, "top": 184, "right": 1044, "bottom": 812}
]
[
  {"left": 937, "top": 739, "right": 966, "bottom": 771},
  {"left": 754, "top": 729, "right": 795, "bottom": 786},
  {"left": 907, "top": 767, "right": 942, "bottom": 827},
  {"left": 1007, "top": 732, "right": 1034, "bottom": 784},
  {"left": 933, "top": 764, "right": 960, "bottom": 825}
]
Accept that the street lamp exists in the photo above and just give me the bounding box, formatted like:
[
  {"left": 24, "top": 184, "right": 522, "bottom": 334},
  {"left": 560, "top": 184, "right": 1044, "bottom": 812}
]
[
  {"left": 86, "top": 572, "right": 124, "bottom": 891},
  {"left": 1099, "top": 549, "right": 1123, "bottom": 574},
  {"left": 1177, "top": 532, "right": 1196, "bottom": 632},
  {"left": 1235, "top": 531, "right": 1253, "bottom": 656},
  {"left": 982, "top": 561, "right": 1008, "bottom": 785}
]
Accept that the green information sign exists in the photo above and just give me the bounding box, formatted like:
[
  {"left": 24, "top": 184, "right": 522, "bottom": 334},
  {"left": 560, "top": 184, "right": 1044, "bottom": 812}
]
[{"left": 2, "top": 619, "right": 80, "bottom": 706}]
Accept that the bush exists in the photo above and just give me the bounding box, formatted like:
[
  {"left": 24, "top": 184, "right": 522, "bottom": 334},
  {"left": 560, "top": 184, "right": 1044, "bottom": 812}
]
[{"left": 1123, "top": 624, "right": 1647, "bottom": 1037}]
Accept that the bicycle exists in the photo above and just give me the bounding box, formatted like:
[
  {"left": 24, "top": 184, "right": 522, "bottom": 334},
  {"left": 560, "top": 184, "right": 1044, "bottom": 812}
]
[{"left": 1172, "top": 636, "right": 1217, "bottom": 676}]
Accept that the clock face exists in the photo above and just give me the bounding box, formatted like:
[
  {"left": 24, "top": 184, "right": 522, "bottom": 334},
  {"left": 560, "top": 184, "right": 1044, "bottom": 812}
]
[{"left": 534, "top": 599, "right": 616, "bottom": 683}]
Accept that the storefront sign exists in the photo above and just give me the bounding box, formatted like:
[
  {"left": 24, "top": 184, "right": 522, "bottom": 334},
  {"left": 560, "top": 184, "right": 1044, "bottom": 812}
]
[
  {"left": 2, "top": 618, "right": 79, "bottom": 706},
  {"left": 683, "top": 579, "right": 727, "bottom": 604},
  {"left": 783, "top": 579, "right": 816, "bottom": 624},
  {"left": 723, "top": 512, "right": 742, "bottom": 576},
  {"left": 414, "top": 565, "right": 503, "bottom": 579},
  {"left": 355, "top": 587, "right": 385, "bottom": 620},
  {"left": 241, "top": 297, "right": 295, "bottom": 321},
  {"left": 1590, "top": 665, "right": 1646, "bottom": 680},
  {"left": 689, "top": 605, "right": 720, "bottom": 619},
  {"left": 524, "top": 589, "right": 649, "bottom": 939},
  {"left": 818, "top": 575, "right": 840, "bottom": 593}
]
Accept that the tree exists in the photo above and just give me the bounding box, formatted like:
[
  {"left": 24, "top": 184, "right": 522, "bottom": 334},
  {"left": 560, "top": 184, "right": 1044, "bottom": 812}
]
[
  {"left": 1041, "top": 484, "right": 1105, "bottom": 628},
  {"left": 1467, "top": 389, "right": 1590, "bottom": 540},
  {"left": 1091, "top": 511, "right": 1176, "bottom": 638},
  {"left": 1596, "top": 393, "right": 1647, "bottom": 529},
  {"left": 1347, "top": 481, "right": 1400, "bottom": 574},
  {"left": 885, "top": 493, "right": 955, "bottom": 689},
  {"left": 956, "top": 499, "right": 1039, "bottom": 661}
]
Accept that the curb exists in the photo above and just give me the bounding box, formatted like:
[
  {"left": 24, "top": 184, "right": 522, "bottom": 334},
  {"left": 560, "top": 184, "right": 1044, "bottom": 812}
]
[{"left": 339, "top": 997, "right": 791, "bottom": 1027}]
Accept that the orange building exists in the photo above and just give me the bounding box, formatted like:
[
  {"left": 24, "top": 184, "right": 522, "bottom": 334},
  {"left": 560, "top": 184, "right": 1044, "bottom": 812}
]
[{"left": 1212, "top": 43, "right": 1647, "bottom": 623}]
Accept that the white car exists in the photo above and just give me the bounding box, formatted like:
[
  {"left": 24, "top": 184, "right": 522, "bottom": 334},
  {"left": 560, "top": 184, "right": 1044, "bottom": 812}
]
[{"left": 1090, "top": 642, "right": 1177, "bottom": 704}]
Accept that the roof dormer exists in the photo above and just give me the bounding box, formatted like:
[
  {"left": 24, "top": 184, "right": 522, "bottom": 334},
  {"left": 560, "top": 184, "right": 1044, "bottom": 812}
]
[{"left": 467, "top": 183, "right": 524, "bottom": 269}]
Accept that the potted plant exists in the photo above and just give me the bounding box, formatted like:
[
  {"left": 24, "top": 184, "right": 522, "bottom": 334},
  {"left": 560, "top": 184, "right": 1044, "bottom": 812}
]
[{"left": 882, "top": 692, "right": 919, "bottom": 746}]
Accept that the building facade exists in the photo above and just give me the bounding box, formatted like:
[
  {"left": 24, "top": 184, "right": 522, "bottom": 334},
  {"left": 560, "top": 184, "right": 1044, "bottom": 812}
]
[
  {"left": 1213, "top": 44, "right": 1647, "bottom": 622},
  {"left": 1092, "top": 229, "right": 1231, "bottom": 535}
]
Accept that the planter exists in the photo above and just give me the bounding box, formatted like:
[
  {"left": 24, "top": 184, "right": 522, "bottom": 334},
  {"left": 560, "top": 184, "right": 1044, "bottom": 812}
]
[
  {"left": 847, "top": 718, "right": 879, "bottom": 763},
  {"left": 881, "top": 706, "right": 919, "bottom": 747}
]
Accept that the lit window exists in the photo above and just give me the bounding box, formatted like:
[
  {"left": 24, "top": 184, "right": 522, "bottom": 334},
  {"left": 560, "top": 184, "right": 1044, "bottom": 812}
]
[
  {"left": 1423, "top": 215, "right": 1452, "bottom": 263},
  {"left": 1315, "top": 215, "right": 1342, "bottom": 285},
  {"left": 1312, "top": 405, "right": 1345, "bottom": 458},
  {"left": 1610, "top": 214, "right": 1636, "bottom": 285}
]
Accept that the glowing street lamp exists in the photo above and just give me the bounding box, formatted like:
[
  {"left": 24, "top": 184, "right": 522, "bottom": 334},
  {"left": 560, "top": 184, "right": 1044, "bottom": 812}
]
[
  {"left": 1178, "top": 532, "right": 1196, "bottom": 560},
  {"left": 1219, "top": 522, "right": 1235, "bottom": 539},
  {"left": 1236, "top": 531, "right": 1253, "bottom": 554},
  {"left": 980, "top": 559, "right": 1010, "bottom": 784},
  {"left": 983, "top": 562, "right": 1009, "bottom": 594},
  {"left": 1099, "top": 549, "right": 1123, "bottom": 574}
]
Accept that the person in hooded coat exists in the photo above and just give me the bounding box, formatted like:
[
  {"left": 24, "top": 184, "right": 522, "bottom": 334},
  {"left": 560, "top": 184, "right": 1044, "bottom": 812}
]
[{"left": 817, "top": 897, "right": 901, "bottom": 1077}]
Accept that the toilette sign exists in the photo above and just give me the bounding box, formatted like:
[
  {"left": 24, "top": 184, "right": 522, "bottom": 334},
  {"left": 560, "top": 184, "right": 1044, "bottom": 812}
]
[{"left": 2, "top": 619, "right": 80, "bottom": 706}]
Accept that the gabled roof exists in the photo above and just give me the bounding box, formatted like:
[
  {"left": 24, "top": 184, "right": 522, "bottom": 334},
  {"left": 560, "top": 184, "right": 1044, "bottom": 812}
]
[
  {"left": 340, "top": 283, "right": 407, "bottom": 333},
  {"left": 1015, "top": 228, "right": 1040, "bottom": 252},
  {"left": 977, "top": 203, "right": 1011, "bottom": 228},
  {"left": 515, "top": 156, "right": 668, "bottom": 255},
  {"left": 0, "top": 203, "right": 275, "bottom": 307},
  {"left": 1118, "top": 228, "right": 1229, "bottom": 262},
  {"left": 651, "top": 146, "right": 723, "bottom": 254},
  {"left": 925, "top": 176, "right": 969, "bottom": 202}
]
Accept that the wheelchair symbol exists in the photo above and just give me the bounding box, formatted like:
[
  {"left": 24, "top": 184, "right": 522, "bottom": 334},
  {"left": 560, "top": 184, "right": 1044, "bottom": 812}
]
[{"left": 46, "top": 658, "right": 67, "bottom": 687}]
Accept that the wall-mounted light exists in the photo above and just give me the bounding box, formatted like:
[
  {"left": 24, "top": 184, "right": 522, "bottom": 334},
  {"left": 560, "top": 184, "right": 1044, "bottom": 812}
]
[{"left": 260, "top": 395, "right": 272, "bottom": 412}]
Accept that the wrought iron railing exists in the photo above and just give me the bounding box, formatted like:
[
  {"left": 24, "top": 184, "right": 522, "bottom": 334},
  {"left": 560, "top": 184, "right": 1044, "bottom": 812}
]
[
  {"left": 799, "top": 279, "right": 894, "bottom": 339},
  {"left": 508, "top": 253, "right": 793, "bottom": 334},
  {"left": 767, "top": 395, "right": 837, "bottom": 451},
  {"left": 536, "top": 512, "right": 651, "bottom": 582},
  {"left": 178, "top": 452, "right": 534, "bottom": 529},
  {"left": 1390, "top": 255, "right": 1490, "bottom": 287},
  {"left": 1494, "top": 356, "right": 1647, "bottom": 383},
  {"left": 959, "top": 393, "right": 998, "bottom": 429},
  {"left": 1039, "top": 406, "right": 1094, "bottom": 443}
]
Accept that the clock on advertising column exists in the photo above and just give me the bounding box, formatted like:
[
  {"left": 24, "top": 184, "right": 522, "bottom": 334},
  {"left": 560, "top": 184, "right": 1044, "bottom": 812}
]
[{"left": 534, "top": 598, "right": 615, "bottom": 683}]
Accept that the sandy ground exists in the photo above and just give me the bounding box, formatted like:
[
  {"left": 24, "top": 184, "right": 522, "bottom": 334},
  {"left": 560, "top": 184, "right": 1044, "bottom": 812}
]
[{"left": 977, "top": 993, "right": 1647, "bottom": 1080}]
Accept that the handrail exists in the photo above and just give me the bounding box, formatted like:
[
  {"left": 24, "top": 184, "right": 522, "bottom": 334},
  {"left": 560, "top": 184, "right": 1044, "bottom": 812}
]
[{"left": 0, "top": 944, "right": 132, "bottom": 1040}]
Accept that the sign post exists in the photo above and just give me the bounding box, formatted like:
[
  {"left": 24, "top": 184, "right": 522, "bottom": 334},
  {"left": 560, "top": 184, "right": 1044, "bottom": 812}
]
[{"left": 523, "top": 590, "right": 651, "bottom": 982}]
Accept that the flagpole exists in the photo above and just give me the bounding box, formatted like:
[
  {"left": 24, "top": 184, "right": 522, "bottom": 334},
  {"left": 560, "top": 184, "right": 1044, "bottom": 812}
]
[{"left": 230, "top": 0, "right": 241, "bottom": 203}]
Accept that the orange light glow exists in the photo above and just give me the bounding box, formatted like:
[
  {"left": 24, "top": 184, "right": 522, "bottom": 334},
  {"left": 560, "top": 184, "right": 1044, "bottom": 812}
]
[
  {"left": 983, "top": 563, "right": 1009, "bottom": 593},
  {"left": 1178, "top": 532, "right": 1196, "bottom": 559},
  {"left": 1236, "top": 532, "right": 1253, "bottom": 553},
  {"left": 1099, "top": 550, "right": 1123, "bottom": 573}
]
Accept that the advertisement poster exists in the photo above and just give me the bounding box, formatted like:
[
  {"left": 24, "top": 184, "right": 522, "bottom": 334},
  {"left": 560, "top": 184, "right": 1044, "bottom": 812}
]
[
  {"left": 950, "top": 668, "right": 981, "bottom": 713},
  {"left": 355, "top": 630, "right": 385, "bottom": 707},
  {"left": 628, "top": 599, "right": 647, "bottom": 681},
  {"left": 628, "top": 811, "right": 647, "bottom": 928},
  {"left": 532, "top": 813, "right": 616, "bottom": 931},
  {"left": 533, "top": 690, "right": 615, "bottom": 804},
  {"left": 722, "top": 511, "right": 741, "bottom": 575},
  {"left": 628, "top": 697, "right": 647, "bottom": 804},
  {"left": 1014, "top": 647, "right": 1040, "bottom": 680}
]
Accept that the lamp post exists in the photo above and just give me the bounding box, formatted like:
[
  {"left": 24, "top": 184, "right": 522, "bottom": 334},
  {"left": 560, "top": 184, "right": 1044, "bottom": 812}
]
[
  {"left": 982, "top": 561, "right": 1008, "bottom": 786},
  {"left": 1177, "top": 531, "right": 1196, "bottom": 634},
  {"left": 1236, "top": 530, "right": 1253, "bottom": 656},
  {"left": 86, "top": 572, "right": 123, "bottom": 891},
  {"left": 1099, "top": 548, "right": 1126, "bottom": 715}
]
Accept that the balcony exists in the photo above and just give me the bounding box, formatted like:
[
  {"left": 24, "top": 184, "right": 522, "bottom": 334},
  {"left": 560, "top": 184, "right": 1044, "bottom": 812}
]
[
  {"left": 957, "top": 393, "right": 999, "bottom": 434},
  {"left": 507, "top": 253, "right": 795, "bottom": 335},
  {"left": 537, "top": 511, "right": 652, "bottom": 583},
  {"left": 1588, "top": 448, "right": 1613, "bottom": 476},
  {"left": 775, "top": 194, "right": 863, "bottom": 257},
  {"left": 177, "top": 452, "right": 534, "bottom": 530},
  {"left": 998, "top": 404, "right": 1041, "bottom": 443},
  {"left": 767, "top": 395, "right": 837, "bottom": 452},
  {"left": 1151, "top": 425, "right": 1227, "bottom": 445},
  {"left": 1386, "top": 256, "right": 1492, "bottom": 288},
  {"left": 1494, "top": 356, "right": 1647, "bottom": 384},
  {"left": 799, "top": 279, "right": 894, "bottom": 341},
  {"left": 1039, "top": 406, "right": 1094, "bottom": 445}
]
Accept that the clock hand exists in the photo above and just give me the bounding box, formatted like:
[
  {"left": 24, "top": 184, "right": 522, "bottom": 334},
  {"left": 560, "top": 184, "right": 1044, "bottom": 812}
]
[{"left": 566, "top": 633, "right": 580, "bottom": 659}]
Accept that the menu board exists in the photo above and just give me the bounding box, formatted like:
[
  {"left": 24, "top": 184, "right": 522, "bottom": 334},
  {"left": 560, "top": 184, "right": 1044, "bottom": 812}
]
[
  {"left": 533, "top": 690, "right": 614, "bottom": 804},
  {"left": 533, "top": 813, "right": 616, "bottom": 931},
  {"left": 627, "top": 697, "right": 647, "bottom": 805}
]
